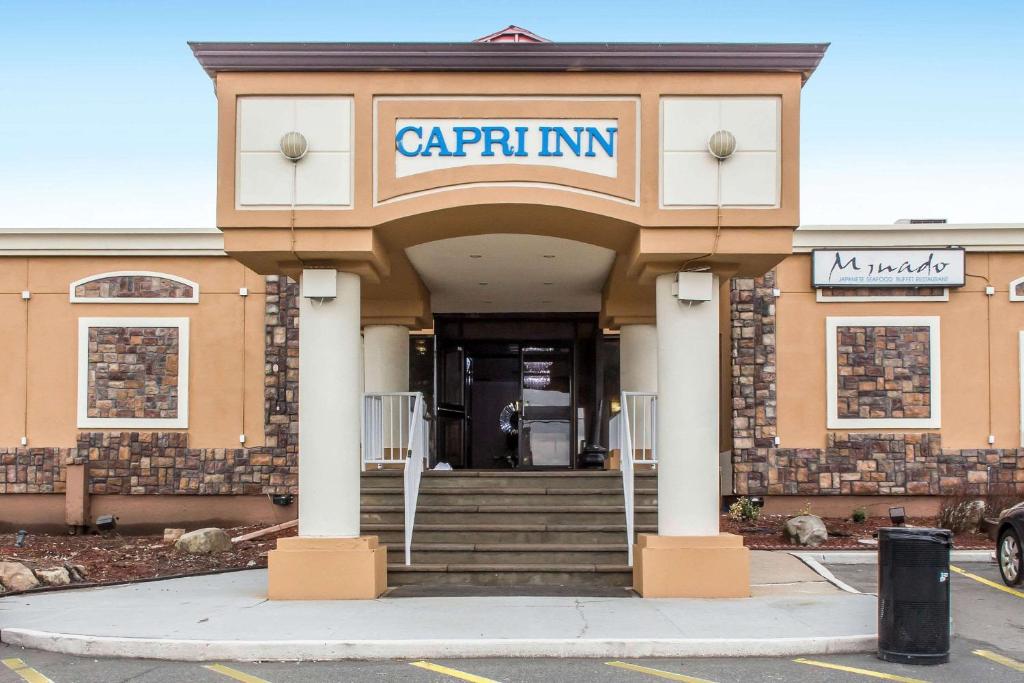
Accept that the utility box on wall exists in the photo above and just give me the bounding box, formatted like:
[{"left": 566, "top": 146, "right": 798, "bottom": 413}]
[{"left": 676, "top": 271, "right": 714, "bottom": 302}]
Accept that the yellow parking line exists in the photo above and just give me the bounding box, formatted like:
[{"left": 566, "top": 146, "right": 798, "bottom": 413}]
[
  {"left": 410, "top": 660, "right": 500, "bottom": 683},
  {"left": 605, "top": 661, "right": 716, "bottom": 682},
  {"left": 203, "top": 663, "right": 272, "bottom": 683},
  {"left": 792, "top": 658, "right": 929, "bottom": 682},
  {"left": 1, "top": 658, "right": 54, "bottom": 683},
  {"left": 950, "top": 565, "right": 1024, "bottom": 599},
  {"left": 973, "top": 649, "right": 1024, "bottom": 672}
]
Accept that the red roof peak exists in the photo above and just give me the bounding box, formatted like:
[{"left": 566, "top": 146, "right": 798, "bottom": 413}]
[{"left": 474, "top": 25, "right": 550, "bottom": 43}]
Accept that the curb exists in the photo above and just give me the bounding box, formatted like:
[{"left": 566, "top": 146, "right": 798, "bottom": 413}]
[
  {"left": 0, "top": 629, "right": 877, "bottom": 661},
  {"left": 791, "top": 550, "right": 993, "bottom": 565}
]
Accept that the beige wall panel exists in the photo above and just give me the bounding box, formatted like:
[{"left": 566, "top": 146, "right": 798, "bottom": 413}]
[
  {"left": 0, "top": 295, "right": 28, "bottom": 444},
  {"left": 24, "top": 293, "right": 79, "bottom": 445},
  {"left": 987, "top": 253, "right": 1024, "bottom": 291},
  {"left": 188, "top": 294, "right": 248, "bottom": 447},
  {"left": 7, "top": 270, "right": 266, "bottom": 449},
  {"left": 25, "top": 256, "right": 249, "bottom": 295},
  {"left": 215, "top": 71, "right": 802, "bottom": 231},
  {"left": 775, "top": 252, "right": 1024, "bottom": 451},
  {"left": 989, "top": 294, "right": 1024, "bottom": 446},
  {"left": 0, "top": 258, "right": 28, "bottom": 292}
]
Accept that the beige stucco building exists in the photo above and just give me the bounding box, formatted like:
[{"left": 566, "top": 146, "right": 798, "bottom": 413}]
[{"left": 2, "top": 28, "right": 1022, "bottom": 599}]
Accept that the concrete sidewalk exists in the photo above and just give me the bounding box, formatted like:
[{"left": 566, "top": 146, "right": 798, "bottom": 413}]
[{"left": 0, "top": 552, "right": 876, "bottom": 661}]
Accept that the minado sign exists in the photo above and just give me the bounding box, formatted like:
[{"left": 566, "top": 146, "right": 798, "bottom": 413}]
[
  {"left": 812, "top": 248, "right": 966, "bottom": 288},
  {"left": 394, "top": 118, "right": 619, "bottom": 178}
]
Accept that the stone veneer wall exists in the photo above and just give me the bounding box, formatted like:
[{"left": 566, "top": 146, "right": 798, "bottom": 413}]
[
  {"left": 0, "top": 275, "right": 300, "bottom": 495},
  {"left": 86, "top": 326, "right": 181, "bottom": 420},
  {"left": 74, "top": 274, "right": 195, "bottom": 299},
  {"left": 731, "top": 272, "right": 1024, "bottom": 497},
  {"left": 834, "top": 324, "right": 931, "bottom": 420},
  {"left": 818, "top": 287, "right": 946, "bottom": 298}
]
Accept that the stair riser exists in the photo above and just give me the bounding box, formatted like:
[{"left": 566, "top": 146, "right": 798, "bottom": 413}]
[
  {"left": 370, "top": 529, "right": 654, "bottom": 544},
  {"left": 362, "top": 512, "right": 658, "bottom": 525},
  {"left": 386, "top": 550, "right": 628, "bottom": 565},
  {"left": 387, "top": 570, "right": 634, "bottom": 588},
  {"left": 362, "top": 492, "right": 658, "bottom": 506},
  {"left": 364, "top": 474, "right": 656, "bottom": 490}
]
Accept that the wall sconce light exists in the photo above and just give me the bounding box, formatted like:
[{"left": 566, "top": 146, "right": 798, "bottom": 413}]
[
  {"left": 280, "top": 131, "right": 309, "bottom": 162},
  {"left": 707, "top": 129, "right": 737, "bottom": 160},
  {"left": 889, "top": 506, "right": 906, "bottom": 527}
]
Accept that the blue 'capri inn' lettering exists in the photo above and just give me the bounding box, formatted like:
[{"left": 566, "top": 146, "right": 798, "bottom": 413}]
[{"left": 396, "top": 124, "right": 617, "bottom": 158}]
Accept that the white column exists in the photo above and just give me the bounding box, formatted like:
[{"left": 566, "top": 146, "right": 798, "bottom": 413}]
[
  {"left": 298, "top": 269, "right": 362, "bottom": 538},
  {"left": 620, "top": 324, "right": 657, "bottom": 392},
  {"left": 655, "top": 272, "right": 720, "bottom": 537},
  {"left": 363, "top": 325, "right": 410, "bottom": 393}
]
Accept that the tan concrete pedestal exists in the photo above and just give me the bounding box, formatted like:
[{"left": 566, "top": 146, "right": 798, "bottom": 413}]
[
  {"left": 268, "top": 536, "right": 387, "bottom": 600},
  {"left": 633, "top": 533, "right": 750, "bottom": 598}
]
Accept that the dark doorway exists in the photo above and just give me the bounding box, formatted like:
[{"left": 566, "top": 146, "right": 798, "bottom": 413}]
[{"left": 434, "top": 315, "right": 599, "bottom": 470}]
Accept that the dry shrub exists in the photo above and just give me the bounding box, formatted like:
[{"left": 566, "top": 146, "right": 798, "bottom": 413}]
[
  {"left": 938, "top": 489, "right": 1023, "bottom": 532},
  {"left": 937, "top": 490, "right": 984, "bottom": 533}
]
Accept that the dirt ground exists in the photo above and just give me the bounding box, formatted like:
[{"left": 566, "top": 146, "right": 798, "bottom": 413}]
[{"left": 0, "top": 515, "right": 993, "bottom": 588}]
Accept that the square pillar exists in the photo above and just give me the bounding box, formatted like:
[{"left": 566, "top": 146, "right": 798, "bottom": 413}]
[
  {"left": 633, "top": 272, "right": 749, "bottom": 597},
  {"left": 268, "top": 269, "right": 387, "bottom": 600}
]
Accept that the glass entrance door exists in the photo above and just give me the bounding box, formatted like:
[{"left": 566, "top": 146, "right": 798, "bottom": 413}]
[{"left": 519, "top": 345, "right": 573, "bottom": 468}]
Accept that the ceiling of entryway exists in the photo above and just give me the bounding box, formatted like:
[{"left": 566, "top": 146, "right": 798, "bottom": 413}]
[{"left": 406, "top": 233, "right": 616, "bottom": 313}]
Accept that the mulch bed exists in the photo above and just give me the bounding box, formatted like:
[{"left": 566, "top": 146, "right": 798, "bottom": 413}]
[
  {"left": 0, "top": 523, "right": 298, "bottom": 586},
  {"left": 1, "top": 514, "right": 994, "bottom": 590},
  {"left": 721, "top": 514, "right": 995, "bottom": 550}
]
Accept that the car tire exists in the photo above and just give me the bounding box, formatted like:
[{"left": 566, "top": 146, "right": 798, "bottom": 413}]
[{"left": 998, "top": 527, "right": 1023, "bottom": 586}]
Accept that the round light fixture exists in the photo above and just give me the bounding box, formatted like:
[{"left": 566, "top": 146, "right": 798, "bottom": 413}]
[
  {"left": 280, "top": 131, "right": 309, "bottom": 162},
  {"left": 707, "top": 129, "right": 737, "bottom": 160}
]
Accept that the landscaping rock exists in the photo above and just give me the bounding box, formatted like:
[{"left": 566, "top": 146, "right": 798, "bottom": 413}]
[
  {"left": 174, "top": 528, "right": 232, "bottom": 555},
  {"left": 163, "top": 528, "right": 186, "bottom": 543},
  {"left": 783, "top": 515, "right": 828, "bottom": 547},
  {"left": 0, "top": 561, "right": 40, "bottom": 591},
  {"left": 35, "top": 567, "right": 71, "bottom": 586},
  {"left": 66, "top": 563, "right": 88, "bottom": 582}
]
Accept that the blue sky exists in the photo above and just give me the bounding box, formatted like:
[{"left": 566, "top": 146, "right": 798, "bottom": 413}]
[{"left": 1, "top": 0, "right": 1021, "bottom": 227}]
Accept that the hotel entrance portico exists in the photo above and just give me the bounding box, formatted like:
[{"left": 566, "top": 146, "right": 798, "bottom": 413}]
[{"left": 189, "top": 34, "right": 826, "bottom": 599}]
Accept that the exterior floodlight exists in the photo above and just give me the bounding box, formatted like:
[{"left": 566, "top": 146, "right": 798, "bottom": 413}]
[
  {"left": 707, "top": 129, "right": 737, "bottom": 160},
  {"left": 280, "top": 131, "right": 309, "bottom": 162},
  {"left": 889, "top": 506, "right": 906, "bottom": 527}
]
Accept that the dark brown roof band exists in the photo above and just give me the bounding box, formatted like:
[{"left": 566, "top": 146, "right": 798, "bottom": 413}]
[{"left": 188, "top": 42, "right": 829, "bottom": 83}]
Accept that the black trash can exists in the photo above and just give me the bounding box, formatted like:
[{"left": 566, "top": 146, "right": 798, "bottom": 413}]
[{"left": 877, "top": 527, "right": 952, "bottom": 665}]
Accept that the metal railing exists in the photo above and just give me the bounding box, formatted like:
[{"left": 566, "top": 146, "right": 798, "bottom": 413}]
[
  {"left": 620, "top": 391, "right": 657, "bottom": 567},
  {"left": 362, "top": 391, "right": 429, "bottom": 565}
]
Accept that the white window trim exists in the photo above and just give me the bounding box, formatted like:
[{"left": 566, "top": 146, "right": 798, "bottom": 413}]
[
  {"left": 826, "top": 315, "right": 941, "bottom": 429},
  {"left": 77, "top": 317, "right": 190, "bottom": 429},
  {"left": 816, "top": 288, "right": 949, "bottom": 303},
  {"left": 69, "top": 271, "right": 199, "bottom": 304},
  {"left": 1009, "top": 276, "right": 1024, "bottom": 302}
]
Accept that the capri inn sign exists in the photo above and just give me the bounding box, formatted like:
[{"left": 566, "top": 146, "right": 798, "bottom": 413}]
[{"left": 394, "top": 119, "right": 620, "bottom": 178}]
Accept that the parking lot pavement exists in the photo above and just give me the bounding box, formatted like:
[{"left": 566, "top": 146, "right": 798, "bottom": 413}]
[
  {"left": 1, "top": 559, "right": 1021, "bottom": 682},
  {"left": 825, "top": 560, "right": 1024, "bottom": 660},
  {"left": 3, "top": 642, "right": 1024, "bottom": 683}
]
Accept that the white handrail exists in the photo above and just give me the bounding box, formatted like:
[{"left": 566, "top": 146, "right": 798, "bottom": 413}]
[
  {"left": 620, "top": 391, "right": 657, "bottom": 567},
  {"left": 362, "top": 391, "right": 428, "bottom": 566}
]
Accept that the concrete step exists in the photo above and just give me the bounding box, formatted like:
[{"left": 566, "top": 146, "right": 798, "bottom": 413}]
[
  {"left": 361, "top": 488, "right": 658, "bottom": 507},
  {"left": 360, "top": 505, "right": 658, "bottom": 526},
  {"left": 361, "top": 469, "right": 655, "bottom": 588},
  {"left": 362, "top": 470, "right": 657, "bottom": 490},
  {"left": 365, "top": 523, "right": 657, "bottom": 545},
  {"left": 387, "top": 563, "right": 633, "bottom": 587},
  {"left": 385, "top": 543, "right": 627, "bottom": 565}
]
